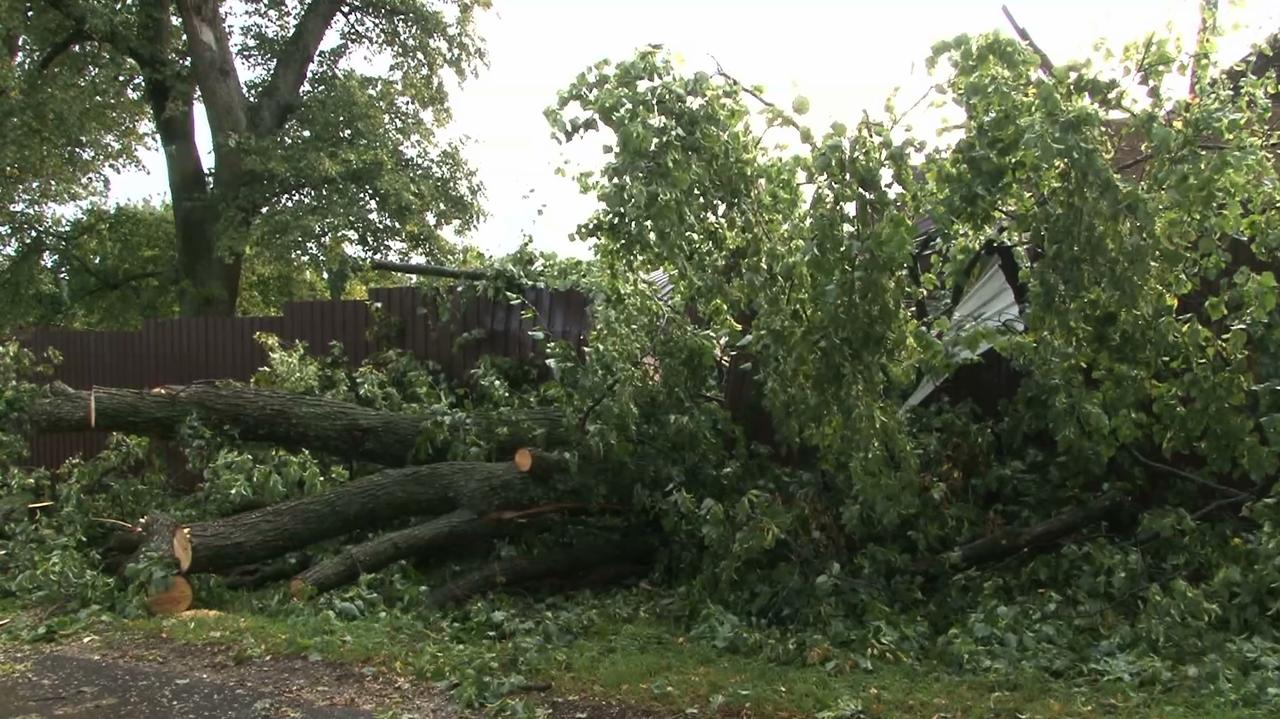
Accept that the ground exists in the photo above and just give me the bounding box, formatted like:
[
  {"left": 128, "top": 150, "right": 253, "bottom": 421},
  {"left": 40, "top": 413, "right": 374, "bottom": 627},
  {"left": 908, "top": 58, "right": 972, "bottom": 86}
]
[
  {"left": 0, "top": 597, "right": 1269, "bottom": 719},
  {"left": 0, "top": 622, "right": 654, "bottom": 719}
]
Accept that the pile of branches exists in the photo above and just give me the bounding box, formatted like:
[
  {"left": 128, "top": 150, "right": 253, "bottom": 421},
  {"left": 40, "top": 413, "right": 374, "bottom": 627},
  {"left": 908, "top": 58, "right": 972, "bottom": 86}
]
[
  {"left": 19, "top": 380, "right": 1217, "bottom": 615},
  {"left": 28, "top": 383, "right": 651, "bottom": 613}
]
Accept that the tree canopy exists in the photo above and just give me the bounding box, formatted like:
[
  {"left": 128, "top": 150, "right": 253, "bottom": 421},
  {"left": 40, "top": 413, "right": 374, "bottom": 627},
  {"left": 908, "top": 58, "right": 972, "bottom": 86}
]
[{"left": 1, "top": 0, "right": 489, "bottom": 319}]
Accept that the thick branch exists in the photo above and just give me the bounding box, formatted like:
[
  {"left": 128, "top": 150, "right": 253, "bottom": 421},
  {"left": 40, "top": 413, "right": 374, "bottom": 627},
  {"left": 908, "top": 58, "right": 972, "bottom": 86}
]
[
  {"left": 366, "top": 259, "right": 491, "bottom": 281},
  {"left": 1001, "top": 5, "right": 1055, "bottom": 76},
  {"left": 290, "top": 509, "right": 498, "bottom": 597},
  {"left": 921, "top": 492, "right": 1129, "bottom": 572},
  {"left": 175, "top": 0, "right": 250, "bottom": 141},
  {"left": 222, "top": 552, "right": 312, "bottom": 589},
  {"left": 28, "top": 383, "right": 571, "bottom": 466},
  {"left": 35, "top": 28, "right": 87, "bottom": 71},
  {"left": 428, "top": 537, "right": 655, "bottom": 607},
  {"left": 251, "top": 0, "right": 342, "bottom": 134}
]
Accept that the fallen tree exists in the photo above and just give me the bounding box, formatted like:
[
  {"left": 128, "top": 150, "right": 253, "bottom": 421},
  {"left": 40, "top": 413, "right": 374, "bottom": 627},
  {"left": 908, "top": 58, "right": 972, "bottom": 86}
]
[
  {"left": 114, "top": 458, "right": 550, "bottom": 578},
  {"left": 24, "top": 378, "right": 1239, "bottom": 616},
  {"left": 28, "top": 383, "right": 570, "bottom": 466}
]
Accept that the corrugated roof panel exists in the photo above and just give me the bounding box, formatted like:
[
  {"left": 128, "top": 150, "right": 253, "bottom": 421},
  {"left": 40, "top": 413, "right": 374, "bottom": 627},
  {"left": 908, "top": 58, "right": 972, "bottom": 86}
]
[{"left": 903, "top": 257, "right": 1023, "bottom": 409}]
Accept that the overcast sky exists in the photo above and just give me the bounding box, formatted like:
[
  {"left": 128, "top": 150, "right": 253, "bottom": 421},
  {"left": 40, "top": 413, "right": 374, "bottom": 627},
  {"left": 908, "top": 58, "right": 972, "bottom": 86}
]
[{"left": 107, "top": 0, "right": 1280, "bottom": 259}]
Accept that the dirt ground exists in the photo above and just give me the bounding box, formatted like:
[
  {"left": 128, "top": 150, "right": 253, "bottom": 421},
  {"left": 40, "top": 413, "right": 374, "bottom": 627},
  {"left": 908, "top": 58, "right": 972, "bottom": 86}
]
[{"left": 0, "top": 632, "right": 665, "bottom": 719}]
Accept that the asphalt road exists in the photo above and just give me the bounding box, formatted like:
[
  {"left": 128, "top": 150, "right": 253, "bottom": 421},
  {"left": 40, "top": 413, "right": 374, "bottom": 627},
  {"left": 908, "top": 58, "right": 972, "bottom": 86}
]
[{"left": 0, "top": 649, "right": 373, "bottom": 719}]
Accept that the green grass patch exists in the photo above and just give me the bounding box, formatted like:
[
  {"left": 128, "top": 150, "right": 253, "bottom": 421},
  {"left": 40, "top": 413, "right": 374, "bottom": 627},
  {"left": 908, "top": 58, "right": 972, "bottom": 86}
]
[{"left": 2, "top": 592, "right": 1264, "bottom": 718}]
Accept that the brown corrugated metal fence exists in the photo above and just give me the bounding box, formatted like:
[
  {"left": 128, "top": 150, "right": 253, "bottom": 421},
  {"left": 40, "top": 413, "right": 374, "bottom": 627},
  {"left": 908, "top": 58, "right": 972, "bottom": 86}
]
[{"left": 14, "top": 285, "right": 589, "bottom": 469}]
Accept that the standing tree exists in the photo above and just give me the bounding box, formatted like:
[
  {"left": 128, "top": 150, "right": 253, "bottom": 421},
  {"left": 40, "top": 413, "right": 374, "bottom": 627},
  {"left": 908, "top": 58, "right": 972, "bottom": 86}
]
[{"left": 1, "top": 0, "right": 488, "bottom": 317}]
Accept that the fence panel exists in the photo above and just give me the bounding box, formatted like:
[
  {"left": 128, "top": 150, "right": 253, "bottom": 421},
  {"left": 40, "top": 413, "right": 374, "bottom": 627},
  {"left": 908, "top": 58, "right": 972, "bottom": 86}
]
[{"left": 14, "top": 285, "right": 590, "bottom": 469}]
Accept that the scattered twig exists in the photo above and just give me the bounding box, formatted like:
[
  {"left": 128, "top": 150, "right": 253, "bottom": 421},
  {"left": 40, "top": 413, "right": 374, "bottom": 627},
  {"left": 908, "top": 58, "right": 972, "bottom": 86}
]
[
  {"left": 1001, "top": 5, "right": 1055, "bottom": 76},
  {"left": 577, "top": 377, "right": 621, "bottom": 433},
  {"left": 508, "top": 681, "right": 552, "bottom": 695},
  {"left": 1130, "top": 450, "right": 1248, "bottom": 498},
  {"left": 1115, "top": 140, "right": 1280, "bottom": 173},
  {"left": 484, "top": 502, "right": 625, "bottom": 523},
  {"left": 711, "top": 56, "right": 806, "bottom": 134},
  {"left": 889, "top": 84, "right": 936, "bottom": 133},
  {"left": 1188, "top": 493, "right": 1252, "bottom": 522},
  {"left": 90, "top": 517, "right": 139, "bottom": 532},
  {"left": 712, "top": 56, "right": 781, "bottom": 112}
]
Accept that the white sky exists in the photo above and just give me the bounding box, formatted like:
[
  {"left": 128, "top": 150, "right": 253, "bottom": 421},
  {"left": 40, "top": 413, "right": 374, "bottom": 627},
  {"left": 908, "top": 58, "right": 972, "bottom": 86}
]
[{"left": 108, "top": 0, "right": 1280, "bottom": 259}]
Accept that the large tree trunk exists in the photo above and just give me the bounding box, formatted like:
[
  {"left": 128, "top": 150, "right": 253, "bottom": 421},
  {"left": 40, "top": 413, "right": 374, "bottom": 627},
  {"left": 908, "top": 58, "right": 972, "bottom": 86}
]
[
  {"left": 29, "top": 383, "right": 570, "bottom": 466},
  {"left": 126, "top": 460, "right": 545, "bottom": 574}
]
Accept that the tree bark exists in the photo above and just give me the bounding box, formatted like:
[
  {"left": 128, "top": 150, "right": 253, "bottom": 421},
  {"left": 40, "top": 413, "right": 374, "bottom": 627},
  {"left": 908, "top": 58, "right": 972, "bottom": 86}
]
[
  {"left": 223, "top": 552, "right": 312, "bottom": 589},
  {"left": 168, "top": 0, "right": 341, "bottom": 317},
  {"left": 428, "top": 538, "right": 655, "bottom": 607},
  {"left": 129, "top": 513, "right": 192, "bottom": 574},
  {"left": 29, "top": 383, "right": 570, "bottom": 466},
  {"left": 168, "top": 460, "right": 542, "bottom": 574},
  {"left": 291, "top": 509, "right": 504, "bottom": 598},
  {"left": 924, "top": 492, "right": 1129, "bottom": 572},
  {"left": 42, "top": 0, "right": 341, "bottom": 318},
  {"left": 366, "top": 259, "right": 491, "bottom": 281}
]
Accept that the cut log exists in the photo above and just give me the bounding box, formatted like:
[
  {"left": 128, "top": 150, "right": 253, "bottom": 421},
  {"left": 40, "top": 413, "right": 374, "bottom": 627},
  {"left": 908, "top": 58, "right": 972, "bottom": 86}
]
[
  {"left": 143, "top": 460, "right": 547, "bottom": 575},
  {"left": 174, "top": 527, "right": 192, "bottom": 573},
  {"left": 223, "top": 552, "right": 312, "bottom": 589},
  {"left": 512, "top": 448, "right": 572, "bottom": 479},
  {"left": 428, "top": 537, "right": 655, "bottom": 607},
  {"left": 129, "top": 514, "right": 189, "bottom": 574},
  {"left": 291, "top": 509, "right": 496, "bottom": 598},
  {"left": 29, "top": 382, "right": 570, "bottom": 466},
  {"left": 146, "top": 575, "right": 193, "bottom": 615}
]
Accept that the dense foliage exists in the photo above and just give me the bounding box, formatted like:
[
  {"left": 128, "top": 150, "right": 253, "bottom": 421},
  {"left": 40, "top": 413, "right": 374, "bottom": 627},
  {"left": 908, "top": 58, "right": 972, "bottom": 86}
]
[
  {"left": 538, "top": 28, "right": 1280, "bottom": 702},
  {"left": 2, "top": 0, "right": 488, "bottom": 317},
  {"left": 2, "top": 18, "right": 1280, "bottom": 717}
]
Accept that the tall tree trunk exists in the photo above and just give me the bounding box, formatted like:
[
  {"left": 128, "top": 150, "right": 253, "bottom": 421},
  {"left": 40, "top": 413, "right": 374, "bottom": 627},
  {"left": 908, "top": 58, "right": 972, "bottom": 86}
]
[
  {"left": 167, "top": 0, "right": 339, "bottom": 318},
  {"left": 137, "top": 0, "right": 241, "bottom": 317},
  {"left": 159, "top": 99, "right": 241, "bottom": 318}
]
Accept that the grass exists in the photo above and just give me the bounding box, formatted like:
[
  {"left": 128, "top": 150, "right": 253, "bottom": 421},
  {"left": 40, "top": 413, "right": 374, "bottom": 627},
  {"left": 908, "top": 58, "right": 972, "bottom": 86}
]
[{"left": 1, "top": 590, "right": 1265, "bottom": 718}]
